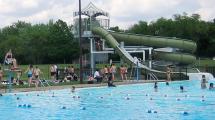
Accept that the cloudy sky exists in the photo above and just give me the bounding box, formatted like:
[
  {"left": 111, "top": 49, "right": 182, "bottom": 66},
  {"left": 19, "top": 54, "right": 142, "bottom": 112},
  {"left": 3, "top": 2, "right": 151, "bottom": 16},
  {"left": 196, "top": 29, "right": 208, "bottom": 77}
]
[{"left": 0, "top": 0, "right": 215, "bottom": 29}]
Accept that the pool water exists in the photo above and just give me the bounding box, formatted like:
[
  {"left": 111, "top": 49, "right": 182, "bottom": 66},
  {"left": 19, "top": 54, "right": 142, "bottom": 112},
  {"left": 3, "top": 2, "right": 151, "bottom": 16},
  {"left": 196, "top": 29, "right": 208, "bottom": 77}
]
[{"left": 0, "top": 80, "right": 215, "bottom": 120}]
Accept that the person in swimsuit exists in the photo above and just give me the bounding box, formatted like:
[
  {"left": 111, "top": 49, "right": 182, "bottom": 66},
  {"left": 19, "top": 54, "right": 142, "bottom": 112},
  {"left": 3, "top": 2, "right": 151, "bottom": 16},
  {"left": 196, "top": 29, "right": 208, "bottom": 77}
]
[
  {"left": 4, "top": 49, "right": 13, "bottom": 65},
  {"left": 108, "top": 73, "right": 116, "bottom": 87},
  {"left": 33, "top": 66, "right": 42, "bottom": 87},
  {"left": 110, "top": 64, "right": 116, "bottom": 80},
  {"left": 209, "top": 83, "right": 215, "bottom": 90},
  {"left": 123, "top": 65, "right": 128, "bottom": 80},
  {"left": 104, "top": 65, "right": 109, "bottom": 81},
  {"left": 11, "top": 57, "right": 18, "bottom": 70},
  {"left": 25, "top": 65, "right": 34, "bottom": 87},
  {"left": 154, "top": 82, "right": 158, "bottom": 92},
  {"left": 166, "top": 66, "right": 172, "bottom": 81},
  {"left": 120, "top": 65, "right": 125, "bottom": 80},
  {"left": 50, "top": 64, "right": 56, "bottom": 81},
  {"left": 201, "top": 75, "right": 207, "bottom": 89}
]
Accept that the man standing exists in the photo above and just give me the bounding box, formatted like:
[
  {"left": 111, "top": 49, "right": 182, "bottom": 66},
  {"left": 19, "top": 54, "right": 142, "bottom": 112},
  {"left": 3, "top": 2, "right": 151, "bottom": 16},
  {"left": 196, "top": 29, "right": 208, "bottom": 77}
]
[
  {"left": 33, "top": 66, "right": 42, "bottom": 88},
  {"left": 50, "top": 64, "right": 56, "bottom": 81},
  {"left": 166, "top": 66, "right": 172, "bottom": 81}
]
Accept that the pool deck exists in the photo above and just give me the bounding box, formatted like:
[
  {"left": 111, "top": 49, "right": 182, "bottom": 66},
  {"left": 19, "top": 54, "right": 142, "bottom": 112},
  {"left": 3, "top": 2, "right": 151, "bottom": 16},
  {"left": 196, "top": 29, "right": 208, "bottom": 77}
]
[{"left": 1, "top": 80, "right": 165, "bottom": 93}]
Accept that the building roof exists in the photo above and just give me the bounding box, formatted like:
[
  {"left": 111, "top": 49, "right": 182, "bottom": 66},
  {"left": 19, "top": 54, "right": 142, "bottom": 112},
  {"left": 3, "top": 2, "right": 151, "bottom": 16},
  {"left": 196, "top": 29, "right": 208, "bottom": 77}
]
[{"left": 73, "top": 2, "right": 109, "bottom": 17}]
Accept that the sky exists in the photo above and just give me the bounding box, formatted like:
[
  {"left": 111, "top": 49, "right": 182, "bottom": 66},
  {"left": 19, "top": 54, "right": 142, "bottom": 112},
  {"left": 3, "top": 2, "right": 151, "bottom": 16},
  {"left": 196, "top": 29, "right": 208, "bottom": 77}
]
[{"left": 0, "top": 0, "right": 215, "bottom": 29}]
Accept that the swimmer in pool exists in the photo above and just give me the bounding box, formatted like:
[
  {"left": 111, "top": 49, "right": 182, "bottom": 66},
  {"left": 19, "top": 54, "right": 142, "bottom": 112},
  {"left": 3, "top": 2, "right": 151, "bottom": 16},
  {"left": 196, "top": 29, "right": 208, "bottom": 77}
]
[
  {"left": 154, "top": 82, "right": 158, "bottom": 92},
  {"left": 180, "top": 86, "right": 185, "bottom": 92},
  {"left": 71, "top": 86, "right": 75, "bottom": 93},
  {"left": 201, "top": 75, "right": 207, "bottom": 89},
  {"left": 209, "top": 83, "right": 215, "bottom": 90},
  {"left": 108, "top": 73, "right": 116, "bottom": 87},
  {"left": 166, "top": 82, "right": 169, "bottom": 86}
]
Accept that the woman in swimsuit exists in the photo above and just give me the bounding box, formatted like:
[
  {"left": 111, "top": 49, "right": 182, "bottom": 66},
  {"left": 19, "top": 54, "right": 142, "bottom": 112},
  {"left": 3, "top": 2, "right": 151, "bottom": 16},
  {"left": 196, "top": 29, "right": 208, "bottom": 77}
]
[{"left": 25, "top": 65, "right": 34, "bottom": 87}]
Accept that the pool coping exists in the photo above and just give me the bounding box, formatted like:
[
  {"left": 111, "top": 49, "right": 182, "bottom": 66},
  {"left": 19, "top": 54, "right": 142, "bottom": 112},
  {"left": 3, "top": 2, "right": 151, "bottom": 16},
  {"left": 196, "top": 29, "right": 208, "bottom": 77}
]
[{"left": 1, "top": 80, "right": 166, "bottom": 93}]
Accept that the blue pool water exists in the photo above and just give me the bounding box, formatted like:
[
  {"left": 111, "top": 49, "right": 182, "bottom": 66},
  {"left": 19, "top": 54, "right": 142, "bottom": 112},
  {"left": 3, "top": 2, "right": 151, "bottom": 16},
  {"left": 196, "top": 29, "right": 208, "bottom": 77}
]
[{"left": 0, "top": 80, "right": 215, "bottom": 120}]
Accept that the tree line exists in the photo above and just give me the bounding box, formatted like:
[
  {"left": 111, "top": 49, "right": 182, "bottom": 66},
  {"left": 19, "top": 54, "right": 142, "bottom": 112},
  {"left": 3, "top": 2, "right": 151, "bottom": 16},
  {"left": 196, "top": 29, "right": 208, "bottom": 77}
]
[
  {"left": 0, "top": 20, "right": 79, "bottom": 64},
  {"left": 111, "top": 13, "right": 215, "bottom": 58},
  {"left": 0, "top": 13, "right": 214, "bottom": 65}
]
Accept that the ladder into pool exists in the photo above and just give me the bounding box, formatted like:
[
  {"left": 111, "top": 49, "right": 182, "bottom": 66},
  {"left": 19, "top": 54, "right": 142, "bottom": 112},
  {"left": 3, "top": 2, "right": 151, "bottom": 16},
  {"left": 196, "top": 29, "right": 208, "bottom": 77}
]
[
  {"left": 147, "top": 73, "right": 158, "bottom": 80},
  {"left": 39, "top": 79, "right": 50, "bottom": 87}
]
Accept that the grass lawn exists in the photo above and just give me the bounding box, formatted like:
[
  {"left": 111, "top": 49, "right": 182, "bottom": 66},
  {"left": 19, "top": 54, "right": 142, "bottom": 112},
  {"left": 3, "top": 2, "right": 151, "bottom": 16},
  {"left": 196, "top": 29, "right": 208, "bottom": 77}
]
[
  {"left": 1, "top": 58, "right": 213, "bottom": 87},
  {"left": 1, "top": 63, "right": 123, "bottom": 84},
  {"left": 2, "top": 63, "right": 126, "bottom": 81},
  {"left": 2, "top": 64, "right": 73, "bottom": 81}
]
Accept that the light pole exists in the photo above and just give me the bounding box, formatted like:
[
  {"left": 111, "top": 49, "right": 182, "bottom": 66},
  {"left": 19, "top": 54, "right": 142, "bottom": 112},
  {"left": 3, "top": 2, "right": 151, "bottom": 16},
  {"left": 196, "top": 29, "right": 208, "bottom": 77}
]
[{"left": 79, "top": 0, "right": 83, "bottom": 83}]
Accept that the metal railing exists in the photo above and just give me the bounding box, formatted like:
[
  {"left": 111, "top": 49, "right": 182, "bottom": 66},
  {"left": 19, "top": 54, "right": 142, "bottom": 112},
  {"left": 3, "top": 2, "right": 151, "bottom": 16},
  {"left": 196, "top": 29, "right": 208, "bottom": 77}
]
[{"left": 147, "top": 73, "right": 158, "bottom": 80}]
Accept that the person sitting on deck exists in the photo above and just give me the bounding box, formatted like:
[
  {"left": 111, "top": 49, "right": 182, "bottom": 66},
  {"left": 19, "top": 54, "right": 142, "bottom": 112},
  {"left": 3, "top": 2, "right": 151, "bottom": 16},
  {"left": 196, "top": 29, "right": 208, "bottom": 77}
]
[
  {"left": 94, "top": 69, "right": 102, "bottom": 83},
  {"left": 11, "top": 58, "right": 18, "bottom": 70},
  {"left": 87, "top": 74, "right": 94, "bottom": 84},
  {"left": 4, "top": 49, "right": 13, "bottom": 65}
]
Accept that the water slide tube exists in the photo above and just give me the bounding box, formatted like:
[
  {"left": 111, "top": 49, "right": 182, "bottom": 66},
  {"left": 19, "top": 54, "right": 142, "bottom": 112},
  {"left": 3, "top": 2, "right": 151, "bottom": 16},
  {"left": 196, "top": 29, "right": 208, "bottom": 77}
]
[
  {"left": 110, "top": 32, "right": 197, "bottom": 64},
  {"left": 92, "top": 27, "right": 165, "bottom": 73}
]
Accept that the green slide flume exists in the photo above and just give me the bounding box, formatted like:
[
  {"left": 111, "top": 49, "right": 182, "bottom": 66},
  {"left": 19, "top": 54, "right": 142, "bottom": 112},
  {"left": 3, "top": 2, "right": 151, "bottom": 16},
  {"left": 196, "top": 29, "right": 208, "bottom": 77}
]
[
  {"left": 110, "top": 32, "right": 196, "bottom": 64},
  {"left": 92, "top": 27, "right": 196, "bottom": 73},
  {"left": 110, "top": 32, "right": 197, "bottom": 53},
  {"left": 92, "top": 27, "right": 165, "bottom": 73}
]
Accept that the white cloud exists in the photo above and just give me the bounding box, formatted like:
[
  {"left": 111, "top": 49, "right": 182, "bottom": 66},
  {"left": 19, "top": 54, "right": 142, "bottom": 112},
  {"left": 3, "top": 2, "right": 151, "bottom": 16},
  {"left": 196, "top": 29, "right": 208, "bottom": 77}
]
[
  {"left": 20, "top": 0, "right": 39, "bottom": 8},
  {"left": 0, "top": 0, "right": 215, "bottom": 29},
  {"left": 0, "top": 1, "right": 16, "bottom": 14},
  {"left": 196, "top": 0, "right": 215, "bottom": 21}
]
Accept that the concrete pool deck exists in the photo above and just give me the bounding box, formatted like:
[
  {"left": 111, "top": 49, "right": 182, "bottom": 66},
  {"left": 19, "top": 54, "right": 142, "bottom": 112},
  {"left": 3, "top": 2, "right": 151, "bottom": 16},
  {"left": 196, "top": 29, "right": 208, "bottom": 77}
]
[{"left": 1, "top": 80, "right": 166, "bottom": 93}]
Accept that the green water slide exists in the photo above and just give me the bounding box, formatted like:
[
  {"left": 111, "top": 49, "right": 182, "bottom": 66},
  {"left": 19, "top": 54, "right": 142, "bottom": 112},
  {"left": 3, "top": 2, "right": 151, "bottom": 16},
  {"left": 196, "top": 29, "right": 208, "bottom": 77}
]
[
  {"left": 110, "top": 32, "right": 196, "bottom": 53},
  {"left": 92, "top": 27, "right": 165, "bottom": 73},
  {"left": 110, "top": 32, "right": 197, "bottom": 64},
  {"left": 92, "top": 27, "right": 196, "bottom": 73}
]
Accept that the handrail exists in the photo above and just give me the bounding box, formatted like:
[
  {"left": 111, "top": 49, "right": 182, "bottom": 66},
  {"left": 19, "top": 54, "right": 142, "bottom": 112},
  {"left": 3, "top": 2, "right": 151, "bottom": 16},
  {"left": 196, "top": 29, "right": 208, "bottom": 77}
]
[
  {"left": 147, "top": 73, "right": 158, "bottom": 80},
  {"left": 193, "top": 68, "right": 200, "bottom": 73},
  {"left": 39, "top": 79, "right": 50, "bottom": 87}
]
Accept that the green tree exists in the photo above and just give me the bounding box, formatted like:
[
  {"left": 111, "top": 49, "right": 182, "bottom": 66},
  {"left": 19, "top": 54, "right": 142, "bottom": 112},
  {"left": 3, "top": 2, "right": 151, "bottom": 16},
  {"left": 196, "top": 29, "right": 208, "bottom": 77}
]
[{"left": 46, "top": 19, "right": 79, "bottom": 63}]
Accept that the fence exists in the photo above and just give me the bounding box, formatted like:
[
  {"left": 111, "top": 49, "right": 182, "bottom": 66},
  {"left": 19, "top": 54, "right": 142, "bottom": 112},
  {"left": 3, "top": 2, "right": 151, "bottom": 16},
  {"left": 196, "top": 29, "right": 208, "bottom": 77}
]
[{"left": 56, "top": 66, "right": 215, "bottom": 81}]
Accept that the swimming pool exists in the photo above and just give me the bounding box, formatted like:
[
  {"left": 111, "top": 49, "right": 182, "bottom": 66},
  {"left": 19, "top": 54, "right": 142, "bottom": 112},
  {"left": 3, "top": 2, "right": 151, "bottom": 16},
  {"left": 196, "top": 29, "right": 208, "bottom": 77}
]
[{"left": 0, "top": 80, "right": 215, "bottom": 120}]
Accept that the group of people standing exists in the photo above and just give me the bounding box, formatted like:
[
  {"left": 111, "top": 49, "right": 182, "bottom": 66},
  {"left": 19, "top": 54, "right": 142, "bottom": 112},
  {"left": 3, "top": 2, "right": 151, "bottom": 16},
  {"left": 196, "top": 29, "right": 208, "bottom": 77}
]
[
  {"left": 91, "top": 64, "right": 128, "bottom": 84},
  {"left": 25, "top": 65, "right": 42, "bottom": 87},
  {"left": 102, "top": 64, "right": 128, "bottom": 81},
  {"left": 102, "top": 64, "right": 117, "bottom": 81}
]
